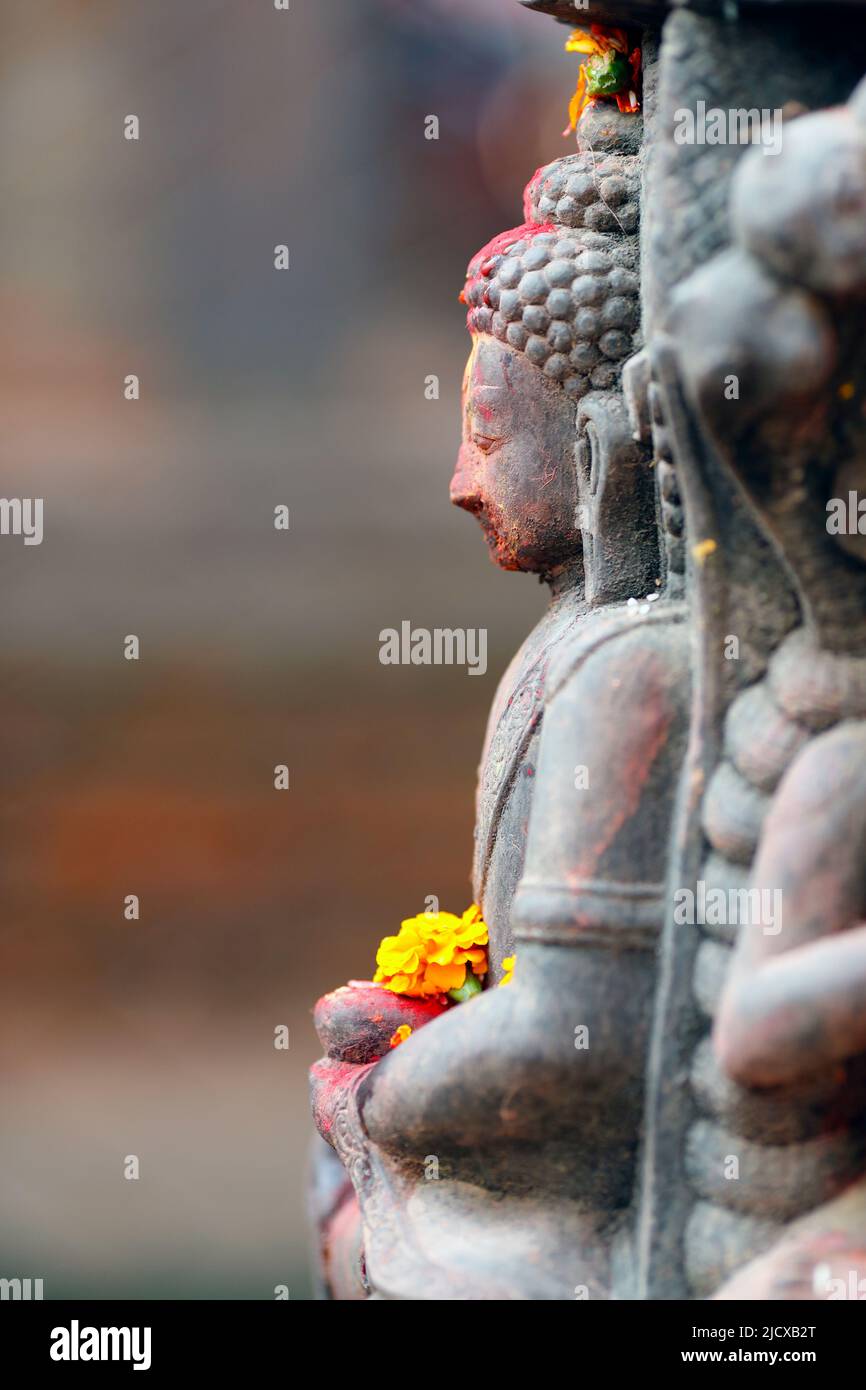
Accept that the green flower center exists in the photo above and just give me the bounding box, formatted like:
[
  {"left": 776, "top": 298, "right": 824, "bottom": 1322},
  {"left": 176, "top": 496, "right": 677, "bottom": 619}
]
[{"left": 586, "top": 51, "right": 629, "bottom": 97}]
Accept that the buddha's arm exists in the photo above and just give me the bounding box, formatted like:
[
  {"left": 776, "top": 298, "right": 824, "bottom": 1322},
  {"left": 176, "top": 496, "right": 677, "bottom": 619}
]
[
  {"left": 715, "top": 721, "right": 866, "bottom": 1089},
  {"left": 359, "top": 940, "right": 652, "bottom": 1158},
  {"left": 359, "top": 615, "right": 691, "bottom": 1156}
]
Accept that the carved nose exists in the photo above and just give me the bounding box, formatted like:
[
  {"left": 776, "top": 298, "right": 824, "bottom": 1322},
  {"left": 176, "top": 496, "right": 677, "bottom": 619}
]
[
  {"left": 450, "top": 448, "right": 482, "bottom": 513},
  {"left": 451, "top": 485, "right": 482, "bottom": 514}
]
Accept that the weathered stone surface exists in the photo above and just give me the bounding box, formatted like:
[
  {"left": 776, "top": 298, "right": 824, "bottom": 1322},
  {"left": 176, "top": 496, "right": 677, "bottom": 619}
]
[
  {"left": 520, "top": 0, "right": 866, "bottom": 22},
  {"left": 314, "top": 983, "right": 447, "bottom": 1064},
  {"left": 733, "top": 110, "right": 866, "bottom": 294},
  {"left": 308, "top": 0, "right": 866, "bottom": 1301}
]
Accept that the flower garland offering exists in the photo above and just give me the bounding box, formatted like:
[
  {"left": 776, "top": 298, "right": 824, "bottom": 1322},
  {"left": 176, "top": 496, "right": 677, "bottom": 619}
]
[
  {"left": 563, "top": 25, "right": 641, "bottom": 134},
  {"left": 374, "top": 905, "right": 488, "bottom": 1002}
]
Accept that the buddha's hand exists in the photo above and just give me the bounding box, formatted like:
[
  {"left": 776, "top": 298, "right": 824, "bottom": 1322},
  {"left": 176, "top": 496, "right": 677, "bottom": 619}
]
[{"left": 309, "top": 982, "right": 446, "bottom": 1147}]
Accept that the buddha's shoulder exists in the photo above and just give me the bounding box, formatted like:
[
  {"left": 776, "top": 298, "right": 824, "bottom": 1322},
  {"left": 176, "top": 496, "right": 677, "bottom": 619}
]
[{"left": 546, "top": 598, "right": 690, "bottom": 707}]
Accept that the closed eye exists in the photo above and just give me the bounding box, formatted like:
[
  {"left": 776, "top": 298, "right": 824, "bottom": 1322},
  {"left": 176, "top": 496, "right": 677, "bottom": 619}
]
[{"left": 471, "top": 433, "right": 502, "bottom": 454}]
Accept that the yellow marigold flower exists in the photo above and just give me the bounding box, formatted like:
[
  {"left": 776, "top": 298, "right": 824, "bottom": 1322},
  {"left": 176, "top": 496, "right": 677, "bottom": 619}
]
[
  {"left": 424, "top": 960, "right": 468, "bottom": 993},
  {"left": 374, "top": 906, "right": 489, "bottom": 999},
  {"left": 500, "top": 955, "right": 516, "bottom": 987},
  {"left": 389, "top": 1025, "right": 412, "bottom": 1048}
]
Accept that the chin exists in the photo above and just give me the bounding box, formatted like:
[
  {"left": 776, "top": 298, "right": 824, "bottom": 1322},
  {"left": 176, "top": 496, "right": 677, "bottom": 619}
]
[
  {"left": 473, "top": 513, "right": 520, "bottom": 571},
  {"left": 482, "top": 529, "right": 523, "bottom": 572},
  {"left": 480, "top": 516, "right": 566, "bottom": 576},
  {"left": 489, "top": 530, "right": 556, "bottom": 575}
]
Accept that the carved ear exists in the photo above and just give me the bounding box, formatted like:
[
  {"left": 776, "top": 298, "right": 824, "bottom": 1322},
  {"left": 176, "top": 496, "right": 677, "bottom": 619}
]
[{"left": 576, "top": 390, "right": 658, "bottom": 605}]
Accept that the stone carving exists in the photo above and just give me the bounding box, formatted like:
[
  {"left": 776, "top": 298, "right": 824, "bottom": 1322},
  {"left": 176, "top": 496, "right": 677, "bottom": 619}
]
[
  {"left": 309, "top": 0, "right": 866, "bottom": 1300},
  {"left": 647, "top": 58, "right": 866, "bottom": 1302}
]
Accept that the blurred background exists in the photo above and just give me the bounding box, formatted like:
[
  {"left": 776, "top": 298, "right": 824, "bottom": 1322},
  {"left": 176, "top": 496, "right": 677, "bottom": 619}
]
[{"left": 0, "top": 0, "right": 571, "bottom": 1298}]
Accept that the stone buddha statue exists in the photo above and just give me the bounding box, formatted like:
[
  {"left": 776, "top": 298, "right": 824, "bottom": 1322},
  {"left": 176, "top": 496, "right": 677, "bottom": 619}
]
[
  {"left": 310, "top": 0, "right": 866, "bottom": 1302},
  {"left": 309, "top": 100, "right": 691, "bottom": 1300}
]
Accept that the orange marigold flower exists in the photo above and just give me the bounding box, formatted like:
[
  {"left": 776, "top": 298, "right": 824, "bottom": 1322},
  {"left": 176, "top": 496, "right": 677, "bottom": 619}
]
[
  {"left": 374, "top": 906, "right": 489, "bottom": 1000},
  {"left": 500, "top": 955, "right": 516, "bottom": 987},
  {"left": 389, "top": 1025, "right": 413, "bottom": 1048}
]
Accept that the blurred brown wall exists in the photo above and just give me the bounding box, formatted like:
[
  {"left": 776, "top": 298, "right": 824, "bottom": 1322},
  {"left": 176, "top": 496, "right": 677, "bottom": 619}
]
[{"left": 0, "top": 0, "right": 570, "bottom": 1297}]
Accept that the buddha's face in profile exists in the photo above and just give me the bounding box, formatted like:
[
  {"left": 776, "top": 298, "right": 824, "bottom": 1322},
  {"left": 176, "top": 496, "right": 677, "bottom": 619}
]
[{"left": 451, "top": 335, "right": 580, "bottom": 574}]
